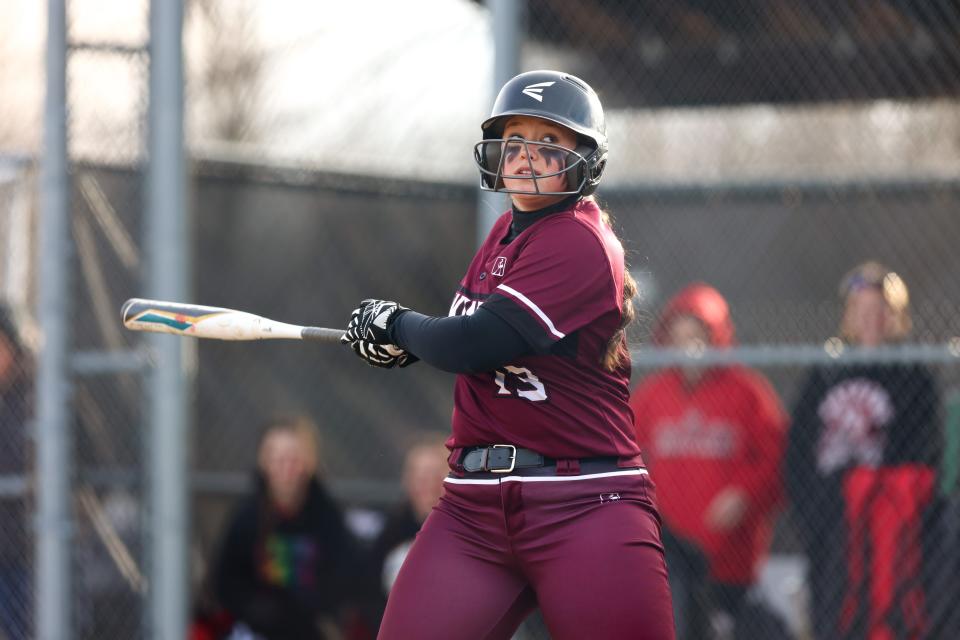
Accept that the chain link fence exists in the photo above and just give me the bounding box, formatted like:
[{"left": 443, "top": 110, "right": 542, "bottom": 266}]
[{"left": 1, "top": 0, "right": 960, "bottom": 638}]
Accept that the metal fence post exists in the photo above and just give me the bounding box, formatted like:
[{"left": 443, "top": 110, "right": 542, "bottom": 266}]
[
  {"left": 146, "top": 1, "right": 191, "bottom": 638},
  {"left": 477, "top": 0, "right": 521, "bottom": 245},
  {"left": 36, "top": 0, "right": 71, "bottom": 638}
]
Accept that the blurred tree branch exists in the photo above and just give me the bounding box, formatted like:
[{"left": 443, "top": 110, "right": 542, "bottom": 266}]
[{"left": 188, "top": 0, "right": 263, "bottom": 143}]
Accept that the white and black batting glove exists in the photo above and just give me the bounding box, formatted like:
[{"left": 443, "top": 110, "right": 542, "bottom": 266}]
[
  {"left": 342, "top": 299, "right": 418, "bottom": 368},
  {"left": 347, "top": 340, "right": 418, "bottom": 369},
  {"left": 344, "top": 299, "right": 408, "bottom": 344}
]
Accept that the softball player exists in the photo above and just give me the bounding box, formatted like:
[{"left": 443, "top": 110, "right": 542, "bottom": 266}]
[{"left": 343, "top": 70, "right": 675, "bottom": 640}]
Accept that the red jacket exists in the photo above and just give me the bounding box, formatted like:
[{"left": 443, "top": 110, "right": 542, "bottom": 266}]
[{"left": 631, "top": 283, "right": 787, "bottom": 584}]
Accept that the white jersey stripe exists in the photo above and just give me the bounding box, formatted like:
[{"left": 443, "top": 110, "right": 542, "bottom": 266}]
[
  {"left": 444, "top": 468, "right": 648, "bottom": 485},
  {"left": 495, "top": 284, "right": 565, "bottom": 338}
]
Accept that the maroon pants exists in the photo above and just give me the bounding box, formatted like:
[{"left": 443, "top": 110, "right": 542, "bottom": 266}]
[{"left": 378, "top": 467, "right": 676, "bottom": 640}]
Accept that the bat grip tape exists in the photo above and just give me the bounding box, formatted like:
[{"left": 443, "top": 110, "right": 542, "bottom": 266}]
[{"left": 300, "top": 327, "right": 346, "bottom": 343}]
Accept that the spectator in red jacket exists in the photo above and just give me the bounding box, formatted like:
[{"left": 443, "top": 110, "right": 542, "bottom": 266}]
[{"left": 631, "top": 283, "right": 787, "bottom": 640}]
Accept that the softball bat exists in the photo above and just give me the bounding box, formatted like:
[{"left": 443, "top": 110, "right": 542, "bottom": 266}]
[{"left": 121, "top": 298, "right": 345, "bottom": 343}]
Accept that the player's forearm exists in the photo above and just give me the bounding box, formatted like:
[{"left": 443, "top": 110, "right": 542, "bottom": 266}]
[{"left": 389, "top": 307, "right": 530, "bottom": 373}]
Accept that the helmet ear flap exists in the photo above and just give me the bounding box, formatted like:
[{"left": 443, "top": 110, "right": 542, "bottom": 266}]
[
  {"left": 477, "top": 141, "right": 504, "bottom": 189},
  {"left": 593, "top": 155, "right": 607, "bottom": 179},
  {"left": 585, "top": 148, "right": 608, "bottom": 196},
  {"left": 569, "top": 143, "right": 603, "bottom": 195},
  {"left": 589, "top": 152, "right": 607, "bottom": 188}
]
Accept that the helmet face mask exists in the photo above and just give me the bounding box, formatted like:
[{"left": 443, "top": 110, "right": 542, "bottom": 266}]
[
  {"left": 475, "top": 70, "right": 608, "bottom": 197},
  {"left": 474, "top": 138, "right": 592, "bottom": 196}
]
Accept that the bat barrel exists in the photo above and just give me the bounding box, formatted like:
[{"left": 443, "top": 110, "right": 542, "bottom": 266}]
[{"left": 122, "top": 298, "right": 229, "bottom": 325}]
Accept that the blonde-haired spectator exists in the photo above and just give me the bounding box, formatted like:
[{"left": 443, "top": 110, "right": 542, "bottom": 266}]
[
  {"left": 838, "top": 260, "right": 912, "bottom": 345},
  {"left": 375, "top": 433, "right": 449, "bottom": 595},
  {"left": 202, "top": 415, "right": 362, "bottom": 640},
  {"left": 786, "top": 261, "right": 940, "bottom": 640}
]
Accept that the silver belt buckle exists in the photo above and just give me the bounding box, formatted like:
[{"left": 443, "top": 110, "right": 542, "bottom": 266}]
[{"left": 490, "top": 444, "right": 517, "bottom": 473}]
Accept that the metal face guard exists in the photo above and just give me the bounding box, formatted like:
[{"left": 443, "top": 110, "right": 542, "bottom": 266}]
[{"left": 474, "top": 139, "right": 589, "bottom": 196}]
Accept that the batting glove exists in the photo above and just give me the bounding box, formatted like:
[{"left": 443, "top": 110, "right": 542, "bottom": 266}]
[
  {"left": 346, "top": 339, "right": 419, "bottom": 369},
  {"left": 342, "top": 299, "right": 418, "bottom": 368},
  {"left": 344, "top": 299, "right": 409, "bottom": 344}
]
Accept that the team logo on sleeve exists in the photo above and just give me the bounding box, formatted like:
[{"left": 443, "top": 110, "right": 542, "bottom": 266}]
[{"left": 492, "top": 257, "right": 507, "bottom": 277}]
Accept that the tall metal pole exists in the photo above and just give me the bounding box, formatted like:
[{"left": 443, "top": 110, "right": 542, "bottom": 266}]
[
  {"left": 36, "top": 1, "right": 72, "bottom": 637},
  {"left": 146, "top": 1, "right": 191, "bottom": 638},
  {"left": 477, "top": 0, "right": 521, "bottom": 244}
]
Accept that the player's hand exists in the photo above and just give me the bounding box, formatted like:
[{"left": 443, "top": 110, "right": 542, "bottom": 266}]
[
  {"left": 341, "top": 299, "right": 417, "bottom": 368},
  {"left": 346, "top": 339, "right": 419, "bottom": 369},
  {"left": 344, "top": 299, "right": 409, "bottom": 345}
]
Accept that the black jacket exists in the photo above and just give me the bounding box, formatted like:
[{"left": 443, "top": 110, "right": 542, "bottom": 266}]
[
  {"left": 213, "top": 475, "right": 359, "bottom": 640},
  {"left": 786, "top": 362, "right": 939, "bottom": 544},
  {"left": 0, "top": 313, "right": 31, "bottom": 569}
]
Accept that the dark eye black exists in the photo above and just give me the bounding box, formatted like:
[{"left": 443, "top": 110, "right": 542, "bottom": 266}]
[{"left": 504, "top": 138, "right": 525, "bottom": 161}]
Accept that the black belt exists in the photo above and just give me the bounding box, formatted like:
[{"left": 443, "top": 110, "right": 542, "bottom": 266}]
[{"left": 461, "top": 445, "right": 549, "bottom": 473}]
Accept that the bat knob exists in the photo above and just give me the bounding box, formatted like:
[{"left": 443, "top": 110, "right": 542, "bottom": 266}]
[{"left": 121, "top": 298, "right": 144, "bottom": 323}]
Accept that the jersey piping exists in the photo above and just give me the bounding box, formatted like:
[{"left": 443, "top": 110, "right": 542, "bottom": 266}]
[
  {"left": 443, "top": 468, "right": 648, "bottom": 485},
  {"left": 495, "top": 283, "right": 565, "bottom": 339}
]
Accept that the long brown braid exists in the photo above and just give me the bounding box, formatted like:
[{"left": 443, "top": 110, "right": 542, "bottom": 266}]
[{"left": 598, "top": 208, "right": 638, "bottom": 372}]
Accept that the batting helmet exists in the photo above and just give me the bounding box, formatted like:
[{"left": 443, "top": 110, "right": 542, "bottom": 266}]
[{"left": 474, "top": 70, "right": 608, "bottom": 196}]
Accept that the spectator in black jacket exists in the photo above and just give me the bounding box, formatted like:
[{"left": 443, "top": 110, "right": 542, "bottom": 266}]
[
  {"left": 0, "top": 306, "right": 32, "bottom": 640},
  {"left": 210, "top": 415, "right": 360, "bottom": 640},
  {"left": 786, "top": 262, "right": 940, "bottom": 640}
]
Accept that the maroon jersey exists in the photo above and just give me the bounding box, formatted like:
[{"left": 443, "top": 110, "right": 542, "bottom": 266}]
[{"left": 447, "top": 198, "right": 640, "bottom": 460}]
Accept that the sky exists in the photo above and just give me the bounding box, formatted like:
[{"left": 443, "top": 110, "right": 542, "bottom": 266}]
[
  {"left": 242, "top": 0, "right": 492, "bottom": 179},
  {"left": 0, "top": 1, "right": 45, "bottom": 151},
  {"left": 0, "top": 0, "right": 493, "bottom": 180}
]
